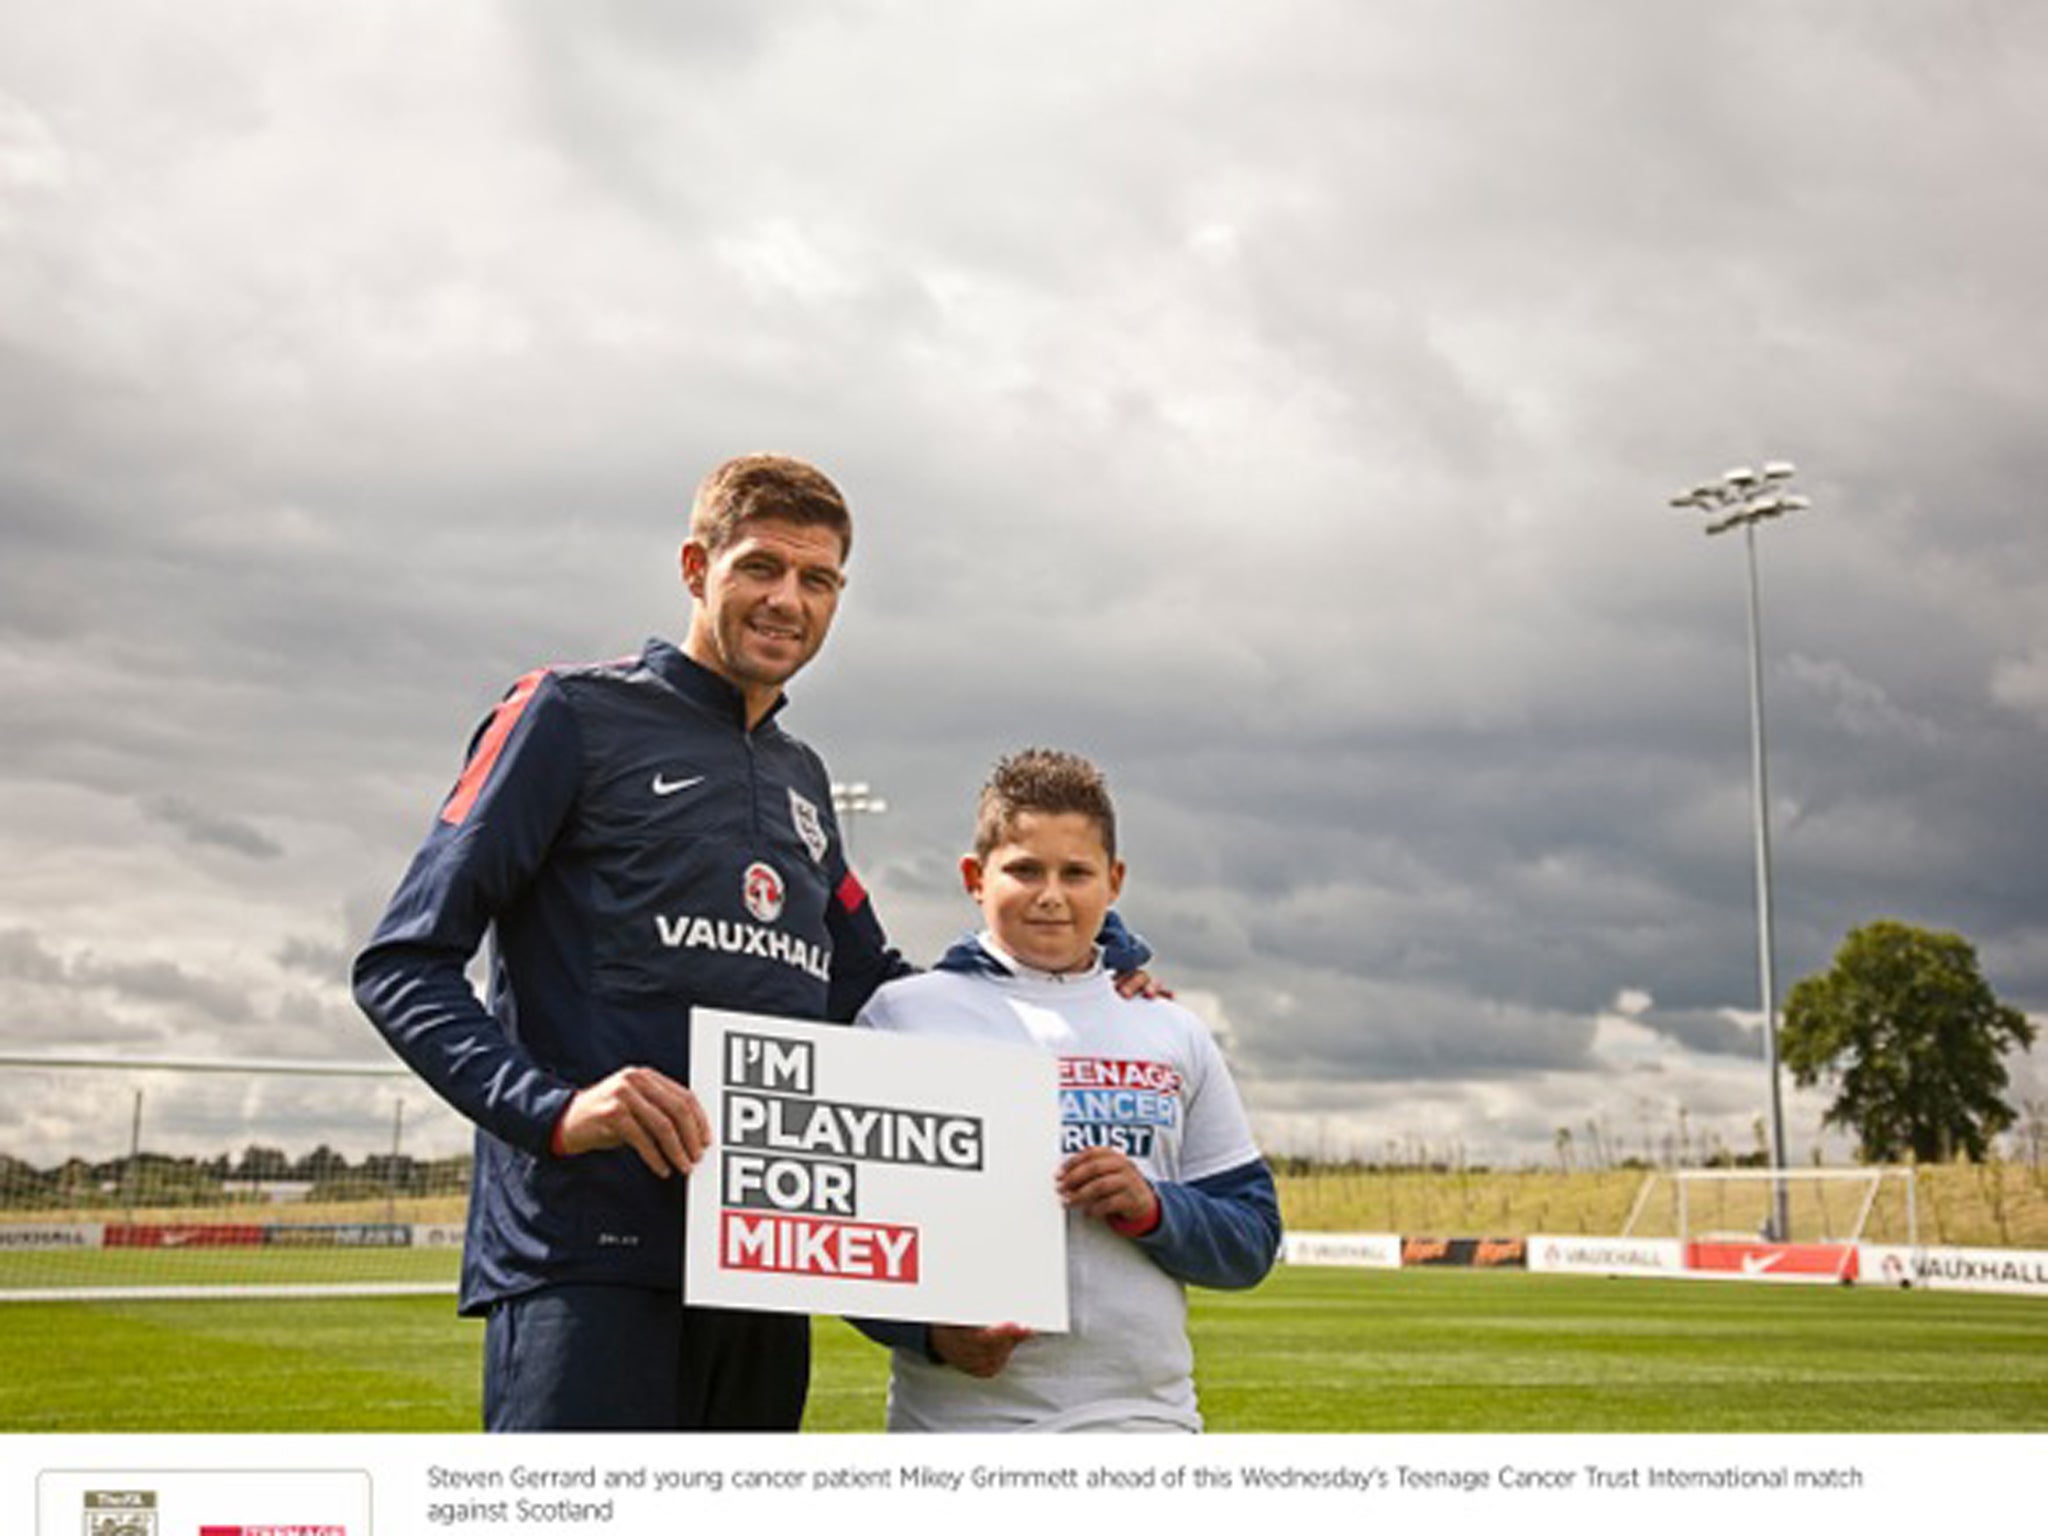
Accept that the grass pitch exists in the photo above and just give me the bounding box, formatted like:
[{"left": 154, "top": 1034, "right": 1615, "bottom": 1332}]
[
  {"left": 2, "top": 1267, "right": 2044, "bottom": 1433},
  {"left": 1180, "top": 1268, "right": 2048, "bottom": 1433}
]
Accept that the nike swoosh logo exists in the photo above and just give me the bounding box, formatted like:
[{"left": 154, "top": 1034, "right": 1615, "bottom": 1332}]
[
  {"left": 1740, "top": 1252, "right": 1783, "bottom": 1274},
  {"left": 652, "top": 773, "right": 706, "bottom": 796}
]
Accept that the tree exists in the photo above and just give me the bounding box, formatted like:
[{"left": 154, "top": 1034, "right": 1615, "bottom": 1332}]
[
  {"left": 1782, "top": 919, "right": 2037, "bottom": 1163},
  {"left": 294, "top": 1144, "right": 352, "bottom": 1183},
  {"left": 232, "top": 1144, "right": 291, "bottom": 1182}
]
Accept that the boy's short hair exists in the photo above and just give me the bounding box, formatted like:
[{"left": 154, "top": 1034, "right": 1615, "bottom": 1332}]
[
  {"left": 690, "top": 453, "right": 853, "bottom": 559},
  {"left": 973, "top": 748, "right": 1118, "bottom": 861}
]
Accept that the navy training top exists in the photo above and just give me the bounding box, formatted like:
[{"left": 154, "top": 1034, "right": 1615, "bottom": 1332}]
[{"left": 352, "top": 638, "right": 912, "bottom": 1310}]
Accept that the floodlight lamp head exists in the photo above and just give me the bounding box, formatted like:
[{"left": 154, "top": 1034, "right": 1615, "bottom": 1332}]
[
  {"left": 1762, "top": 460, "right": 1797, "bottom": 480},
  {"left": 1723, "top": 466, "right": 1759, "bottom": 488}
]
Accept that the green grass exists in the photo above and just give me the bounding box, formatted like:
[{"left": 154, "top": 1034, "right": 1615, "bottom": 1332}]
[
  {"left": 1179, "top": 1269, "right": 2048, "bottom": 1432},
  {"left": 0, "top": 1247, "right": 461, "bottom": 1291},
  {"left": 0, "top": 1294, "right": 476, "bottom": 1431},
  {"left": 4, "top": 1267, "right": 2044, "bottom": 1433}
]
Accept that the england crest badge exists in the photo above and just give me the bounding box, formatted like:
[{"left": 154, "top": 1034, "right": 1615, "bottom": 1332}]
[{"left": 789, "top": 788, "right": 829, "bottom": 864}]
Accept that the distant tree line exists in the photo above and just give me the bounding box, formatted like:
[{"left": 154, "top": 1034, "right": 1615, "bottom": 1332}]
[{"left": 0, "top": 1145, "right": 473, "bottom": 1210}]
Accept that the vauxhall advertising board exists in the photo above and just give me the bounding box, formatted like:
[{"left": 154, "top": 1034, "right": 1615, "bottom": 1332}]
[{"left": 683, "top": 1008, "right": 1067, "bottom": 1330}]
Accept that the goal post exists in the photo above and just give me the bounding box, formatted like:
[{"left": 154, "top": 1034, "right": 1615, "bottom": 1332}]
[
  {"left": 0, "top": 1052, "right": 472, "bottom": 1301},
  {"left": 1621, "top": 1166, "right": 1918, "bottom": 1250}
]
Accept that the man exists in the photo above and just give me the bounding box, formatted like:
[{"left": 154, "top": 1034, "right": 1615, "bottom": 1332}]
[{"left": 353, "top": 455, "right": 912, "bottom": 1430}]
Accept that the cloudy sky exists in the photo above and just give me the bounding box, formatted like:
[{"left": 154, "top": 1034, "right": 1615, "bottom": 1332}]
[{"left": 3, "top": 0, "right": 2043, "bottom": 1171}]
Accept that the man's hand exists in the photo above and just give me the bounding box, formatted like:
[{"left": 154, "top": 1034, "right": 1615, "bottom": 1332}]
[
  {"left": 555, "top": 1065, "right": 710, "bottom": 1177},
  {"left": 930, "top": 1322, "right": 1034, "bottom": 1378},
  {"left": 1058, "top": 1147, "right": 1160, "bottom": 1232},
  {"left": 1112, "top": 967, "right": 1172, "bottom": 1000}
]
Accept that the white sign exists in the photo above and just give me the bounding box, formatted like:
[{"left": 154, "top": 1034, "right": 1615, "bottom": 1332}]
[
  {"left": 684, "top": 1008, "right": 1067, "bottom": 1330},
  {"left": 1528, "top": 1234, "right": 1685, "bottom": 1277},
  {"left": 1283, "top": 1231, "right": 1403, "bottom": 1268},
  {"left": 0, "top": 1221, "right": 103, "bottom": 1251},
  {"left": 1861, "top": 1243, "right": 2048, "bottom": 1297}
]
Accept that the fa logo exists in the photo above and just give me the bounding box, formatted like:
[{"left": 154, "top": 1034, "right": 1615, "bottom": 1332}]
[
  {"left": 83, "top": 1491, "right": 157, "bottom": 1536},
  {"left": 742, "top": 861, "right": 786, "bottom": 923},
  {"left": 788, "top": 788, "right": 829, "bottom": 864}
]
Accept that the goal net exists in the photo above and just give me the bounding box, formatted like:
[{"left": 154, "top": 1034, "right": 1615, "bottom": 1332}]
[
  {"left": 0, "top": 1054, "right": 472, "bottom": 1301},
  {"left": 1621, "top": 1167, "right": 1918, "bottom": 1252}
]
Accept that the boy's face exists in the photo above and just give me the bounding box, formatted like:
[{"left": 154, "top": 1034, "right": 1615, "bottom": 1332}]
[{"left": 962, "top": 811, "right": 1125, "bottom": 975}]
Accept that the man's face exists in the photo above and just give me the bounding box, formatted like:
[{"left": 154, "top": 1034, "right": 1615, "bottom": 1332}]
[
  {"left": 962, "top": 811, "right": 1125, "bottom": 975},
  {"left": 681, "top": 517, "right": 846, "bottom": 710}
]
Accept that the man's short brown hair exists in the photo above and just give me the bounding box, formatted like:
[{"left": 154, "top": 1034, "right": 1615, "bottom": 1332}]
[
  {"left": 690, "top": 453, "right": 853, "bottom": 559},
  {"left": 973, "top": 748, "right": 1118, "bottom": 861}
]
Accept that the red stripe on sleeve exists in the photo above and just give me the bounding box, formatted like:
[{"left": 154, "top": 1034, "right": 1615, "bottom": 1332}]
[
  {"left": 836, "top": 869, "right": 868, "bottom": 913},
  {"left": 439, "top": 669, "right": 547, "bottom": 826}
]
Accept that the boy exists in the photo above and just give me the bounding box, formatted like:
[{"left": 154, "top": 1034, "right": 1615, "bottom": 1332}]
[{"left": 856, "top": 748, "right": 1281, "bottom": 1432}]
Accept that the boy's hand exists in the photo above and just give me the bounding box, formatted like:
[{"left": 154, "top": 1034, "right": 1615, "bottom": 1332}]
[
  {"left": 931, "top": 1322, "right": 1034, "bottom": 1378},
  {"left": 1058, "top": 1147, "right": 1160, "bottom": 1234},
  {"left": 555, "top": 1066, "right": 710, "bottom": 1177}
]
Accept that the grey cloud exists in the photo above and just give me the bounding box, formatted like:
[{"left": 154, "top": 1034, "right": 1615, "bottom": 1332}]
[
  {"left": 275, "top": 936, "right": 350, "bottom": 982},
  {"left": 3, "top": 928, "right": 240, "bottom": 1018},
  {"left": 2, "top": 2, "right": 2044, "bottom": 1168},
  {"left": 0, "top": 975, "right": 187, "bottom": 1056},
  {"left": 142, "top": 795, "right": 283, "bottom": 861},
  {"left": 0, "top": 927, "right": 252, "bottom": 1031},
  {"left": 0, "top": 928, "right": 66, "bottom": 984},
  {"left": 1636, "top": 1007, "right": 1758, "bottom": 1061},
  {"left": 1782, "top": 654, "right": 1942, "bottom": 746},
  {"left": 267, "top": 987, "right": 387, "bottom": 1062},
  {"left": 67, "top": 952, "right": 252, "bottom": 1026}
]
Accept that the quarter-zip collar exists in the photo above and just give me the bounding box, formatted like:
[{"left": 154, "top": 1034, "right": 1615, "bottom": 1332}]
[{"left": 642, "top": 636, "right": 789, "bottom": 732}]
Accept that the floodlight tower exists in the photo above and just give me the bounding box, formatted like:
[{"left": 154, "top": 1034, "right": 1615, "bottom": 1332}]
[
  {"left": 1667, "top": 462, "right": 1811, "bottom": 1241},
  {"left": 830, "top": 780, "right": 889, "bottom": 862}
]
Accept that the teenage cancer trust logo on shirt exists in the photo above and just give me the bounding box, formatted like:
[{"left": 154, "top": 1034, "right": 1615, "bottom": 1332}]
[{"left": 1058, "top": 1056, "right": 1182, "bottom": 1156}]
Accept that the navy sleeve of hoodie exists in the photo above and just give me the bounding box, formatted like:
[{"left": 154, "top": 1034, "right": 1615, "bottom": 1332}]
[
  {"left": 350, "top": 670, "right": 581, "bottom": 1155},
  {"left": 1132, "top": 1157, "right": 1283, "bottom": 1291}
]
